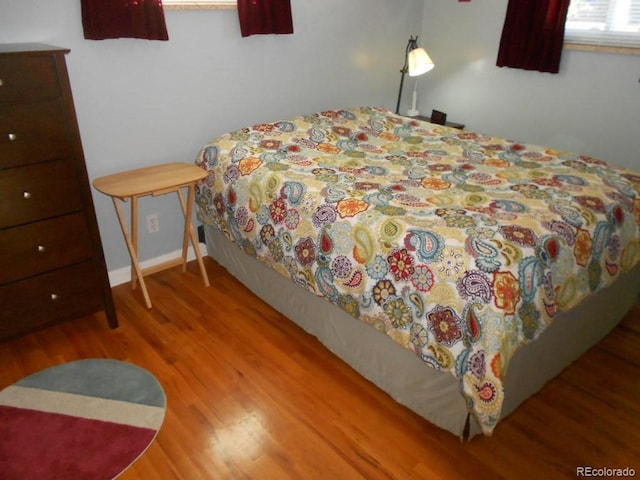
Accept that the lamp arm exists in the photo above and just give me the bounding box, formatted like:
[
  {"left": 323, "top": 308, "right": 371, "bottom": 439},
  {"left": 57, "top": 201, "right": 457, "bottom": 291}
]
[
  {"left": 395, "top": 36, "right": 418, "bottom": 115},
  {"left": 395, "top": 70, "right": 406, "bottom": 115}
]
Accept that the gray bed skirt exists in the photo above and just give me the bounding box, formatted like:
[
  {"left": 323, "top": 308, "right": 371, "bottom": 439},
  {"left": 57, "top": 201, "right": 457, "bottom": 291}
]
[{"left": 204, "top": 224, "right": 640, "bottom": 439}]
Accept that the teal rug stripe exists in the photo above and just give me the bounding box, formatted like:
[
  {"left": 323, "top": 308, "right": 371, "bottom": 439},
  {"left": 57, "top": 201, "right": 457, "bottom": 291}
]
[{"left": 16, "top": 359, "right": 166, "bottom": 408}]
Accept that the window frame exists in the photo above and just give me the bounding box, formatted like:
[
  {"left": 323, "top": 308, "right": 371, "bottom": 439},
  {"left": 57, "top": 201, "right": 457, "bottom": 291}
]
[
  {"left": 564, "top": 0, "right": 640, "bottom": 54},
  {"left": 163, "top": 0, "right": 236, "bottom": 10}
]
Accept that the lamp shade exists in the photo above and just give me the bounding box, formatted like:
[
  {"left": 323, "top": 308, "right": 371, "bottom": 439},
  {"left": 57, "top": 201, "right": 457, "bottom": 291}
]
[{"left": 408, "top": 47, "right": 434, "bottom": 77}]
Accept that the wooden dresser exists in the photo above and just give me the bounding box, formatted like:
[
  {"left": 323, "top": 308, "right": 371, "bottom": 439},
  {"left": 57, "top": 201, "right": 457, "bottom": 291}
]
[{"left": 0, "top": 43, "right": 117, "bottom": 340}]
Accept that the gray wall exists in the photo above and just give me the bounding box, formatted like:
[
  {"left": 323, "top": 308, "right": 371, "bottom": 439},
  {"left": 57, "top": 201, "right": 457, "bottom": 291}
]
[
  {"left": 0, "top": 0, "right": 424, "bottom": 274},
  {"left": 3, "top": 0, "right": 637, "bottom": 277},
  {"left": 418, "top": 0, "right": 640, "bottom": 170}
]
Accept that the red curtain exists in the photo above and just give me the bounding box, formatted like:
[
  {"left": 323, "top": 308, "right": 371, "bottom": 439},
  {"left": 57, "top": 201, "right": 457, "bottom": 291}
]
[
  {"left": 238, "top": 0, "right": 294, "bottom": 38},
  {"left": 81, "top": 0, "right": 169, "bottom": 41},
  {"left": 496, "top": 0, "right": 570, "bottom": 74}
]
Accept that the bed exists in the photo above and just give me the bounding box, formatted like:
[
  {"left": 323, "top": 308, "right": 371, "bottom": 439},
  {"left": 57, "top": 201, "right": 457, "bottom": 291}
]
[{"left": 194, "top": 106, "right": 640, "bottom": 439}]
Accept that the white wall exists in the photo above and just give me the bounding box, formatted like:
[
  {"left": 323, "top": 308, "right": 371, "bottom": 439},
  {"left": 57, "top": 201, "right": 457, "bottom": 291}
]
[
  {"left": 0, "top": 0, "right": 424, "bottom": 272},
  {"left": 418, "top": 1, "right": 640, "bottom": 170}
]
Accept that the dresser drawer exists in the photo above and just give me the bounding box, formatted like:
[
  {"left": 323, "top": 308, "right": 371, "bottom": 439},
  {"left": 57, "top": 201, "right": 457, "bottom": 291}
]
[
  {"left": 0, "top": 99, "right": 71, "bottom": 169},
  {"left": 0, "top": 160, "right": 83, "bottom": 228},
  {"left": 0, "top": 54, "right": 60, "bottom": 104},
  {"left": 0, "top": 261, "right": 104, "bottom": 339},
  {"left": 0, "top": 44, "right": 118, "bottom": 335},
  {"left": 0, "top": 213, "right": 93, "bottom": 284}
]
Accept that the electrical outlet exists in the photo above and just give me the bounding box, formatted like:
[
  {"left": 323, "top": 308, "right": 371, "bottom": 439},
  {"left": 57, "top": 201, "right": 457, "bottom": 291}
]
[{"left": 146, "top": 213, "right": 159, "bottom": 233}]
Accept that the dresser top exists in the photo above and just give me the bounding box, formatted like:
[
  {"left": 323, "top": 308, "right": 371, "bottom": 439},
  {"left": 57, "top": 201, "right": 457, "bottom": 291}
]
[{"left": 0, "top": 43, "right": 70, "bottom": 56}]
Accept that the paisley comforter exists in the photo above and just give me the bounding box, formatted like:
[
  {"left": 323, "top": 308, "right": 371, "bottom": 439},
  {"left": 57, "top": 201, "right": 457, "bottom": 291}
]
[{"left": 194, "top": 106, "right": 640, "bottom": 435}]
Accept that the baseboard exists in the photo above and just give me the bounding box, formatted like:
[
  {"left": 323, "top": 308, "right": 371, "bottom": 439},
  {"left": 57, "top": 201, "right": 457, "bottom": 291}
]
[{"left": 108, "top": 243, "right": 208, "bottom": 287}]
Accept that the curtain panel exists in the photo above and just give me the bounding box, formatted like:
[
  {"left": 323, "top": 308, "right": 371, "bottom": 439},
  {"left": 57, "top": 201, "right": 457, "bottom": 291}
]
[
  {"left": 496, "top": 0, "right": 570, "bottom": 74},
  {"left": 81, "top": 0, "right": 169, "bottom": 41},
  {"left": 238, "top": 0, "right": 294, "bottom": 38}
]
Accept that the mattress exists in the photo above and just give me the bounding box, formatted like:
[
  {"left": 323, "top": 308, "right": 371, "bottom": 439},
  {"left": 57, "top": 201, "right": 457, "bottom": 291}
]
[
  {"left": 204, "top": 223, "right": 640, "bottom": 439},
  {"left": 195, "top": 106, "right": 640, "bottom": 436}
]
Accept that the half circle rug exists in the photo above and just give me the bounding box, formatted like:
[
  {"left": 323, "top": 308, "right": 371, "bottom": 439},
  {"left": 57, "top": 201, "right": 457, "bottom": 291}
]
[{"left": 0, "top": 359, "right": 166, "bottom": 479}]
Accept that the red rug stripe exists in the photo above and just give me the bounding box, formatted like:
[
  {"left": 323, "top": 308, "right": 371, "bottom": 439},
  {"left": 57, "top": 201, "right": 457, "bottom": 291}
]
[{"left": 0, "top": 405, "right": 157, "bottom": 480}]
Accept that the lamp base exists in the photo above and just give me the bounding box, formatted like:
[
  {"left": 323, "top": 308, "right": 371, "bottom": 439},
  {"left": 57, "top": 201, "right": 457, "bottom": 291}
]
[{"left": 407, "top": 108, "right": 419, "bottom": 117}]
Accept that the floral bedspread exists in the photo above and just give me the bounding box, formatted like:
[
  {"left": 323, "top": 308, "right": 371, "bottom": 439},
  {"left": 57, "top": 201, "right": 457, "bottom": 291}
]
[{"left": 194, "top": 106, "right": 640, "bottom": 435}]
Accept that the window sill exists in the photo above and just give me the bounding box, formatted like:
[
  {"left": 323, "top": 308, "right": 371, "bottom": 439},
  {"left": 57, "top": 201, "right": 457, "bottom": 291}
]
[
  {"left": 565, "top": 42, "right": 640, "bottom": 55},
  {"left": 164, "top": 3, "right": 236, "bottom": 10}
]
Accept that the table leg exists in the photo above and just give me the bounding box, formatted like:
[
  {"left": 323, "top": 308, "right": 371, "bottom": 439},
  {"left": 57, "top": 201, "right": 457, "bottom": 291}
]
[
  {"left": 179, "top": 187, "right": 190, "bottom": 273},
  {"left": 131, "top": 195, "right": 139, "bottom": 290},
  {"left": 112, "top": 197, "right": 152, "bottom": 309},
  {"left": 177, "top": 186, "right": 210, "bottom": 287}
]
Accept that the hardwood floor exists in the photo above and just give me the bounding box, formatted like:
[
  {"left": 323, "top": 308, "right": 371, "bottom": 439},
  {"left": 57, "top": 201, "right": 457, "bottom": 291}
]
[{"left": 1, "top": 257, "right": 639, "bottom": 479}]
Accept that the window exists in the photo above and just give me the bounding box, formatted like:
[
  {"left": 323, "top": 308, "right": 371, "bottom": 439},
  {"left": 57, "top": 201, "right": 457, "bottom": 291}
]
[
  {"left": 565, "top": 0, "right": 640, "bottom": 50},
  {"left": 163, "top": 0, "right": 236, "bottom": 9}
]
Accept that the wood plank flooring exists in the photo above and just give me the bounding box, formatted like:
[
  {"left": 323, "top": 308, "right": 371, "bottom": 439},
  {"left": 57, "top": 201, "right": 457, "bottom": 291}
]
[{"left": 1, "top": 257, "right": 639, "bottom": 479}]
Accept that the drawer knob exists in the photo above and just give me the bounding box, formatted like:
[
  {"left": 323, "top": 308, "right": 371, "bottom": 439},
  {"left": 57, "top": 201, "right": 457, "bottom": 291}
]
[
  {"left": 37, "top": 245, "right": 46, "bottom": 253},
  {"left": 8, "top": 133, "right": 17, "bottom": 141},
  {"left": 50, "top": 293, "right": 59, "bottom": 301},
  {"left": 23, "top": 191, "right": 32, "bottom": 199}
]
